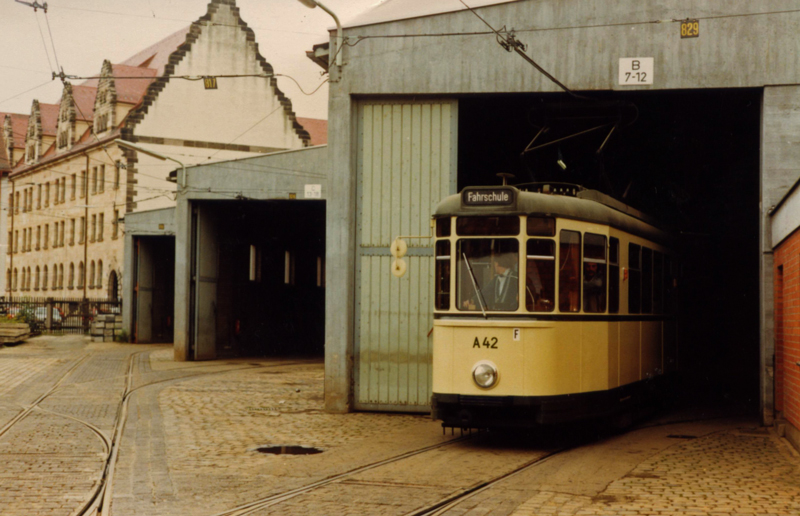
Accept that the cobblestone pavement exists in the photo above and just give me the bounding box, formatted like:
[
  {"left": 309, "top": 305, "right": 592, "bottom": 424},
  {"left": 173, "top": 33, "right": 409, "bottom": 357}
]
[{"left": 3, "top": 336, "right": 800, "bottom": 516}]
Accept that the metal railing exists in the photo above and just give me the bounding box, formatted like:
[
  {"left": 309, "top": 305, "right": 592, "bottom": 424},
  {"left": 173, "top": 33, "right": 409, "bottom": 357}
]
[{"left": 0, "top": 296, "right": 122, "bottom": 335}]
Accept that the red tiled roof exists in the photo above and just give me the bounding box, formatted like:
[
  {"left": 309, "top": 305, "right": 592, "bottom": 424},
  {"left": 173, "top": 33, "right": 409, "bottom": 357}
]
[
  {"left": 72, "top": 85, "right": 97, "bottom": 121},
  {"left": 80, "top": 64, "right": 158, "bottom": 105},
  {"left": 296, "top": 118, "right": 328, "bottom": 146},
  {"left": 39, "top": 103, "right": 59, "bottom": 136},
  {"left": 1, "top": 113, "right": 30, "bottom": 149},
  {"left": 120, "top": 26, "right": 192, "bottom": 75}
]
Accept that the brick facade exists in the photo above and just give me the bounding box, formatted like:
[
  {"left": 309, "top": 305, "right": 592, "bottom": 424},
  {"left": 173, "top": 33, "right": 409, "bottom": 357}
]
[{"left": 773, "top": 227, "right": 800, "bottom": 437}]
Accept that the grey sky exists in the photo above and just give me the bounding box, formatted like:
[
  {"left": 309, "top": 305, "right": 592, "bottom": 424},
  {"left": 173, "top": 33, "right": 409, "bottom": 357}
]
[{"left": 0, "top": 0, "right": 379, "bottom": 120}]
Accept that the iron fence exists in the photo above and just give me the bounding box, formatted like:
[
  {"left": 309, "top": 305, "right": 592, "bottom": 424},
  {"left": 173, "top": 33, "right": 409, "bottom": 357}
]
[{"left": 0, "top": 296, "right": 122, "bottom": 335}]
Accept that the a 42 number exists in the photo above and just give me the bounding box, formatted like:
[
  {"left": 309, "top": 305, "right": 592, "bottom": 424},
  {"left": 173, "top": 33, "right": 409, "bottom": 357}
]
[{"left": 473, "top": 337, "right": 498, "bottom": 349}]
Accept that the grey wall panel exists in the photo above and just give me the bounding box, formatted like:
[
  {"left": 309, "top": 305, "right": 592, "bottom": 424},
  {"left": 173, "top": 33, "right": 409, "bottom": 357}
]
[
  {"left": 337, "top": 1, "right": 800, "bottom": 95},
  {"left": 355, "top": 100, "right": 456, "bottom": 411}
]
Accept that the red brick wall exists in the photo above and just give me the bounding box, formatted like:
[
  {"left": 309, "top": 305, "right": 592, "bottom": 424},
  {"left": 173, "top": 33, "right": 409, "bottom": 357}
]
[{"left": 774, "top": 229, "right": 800, "bottom": 429}]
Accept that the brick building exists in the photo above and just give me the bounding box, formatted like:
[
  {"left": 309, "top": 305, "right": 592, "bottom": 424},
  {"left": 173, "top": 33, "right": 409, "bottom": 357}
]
[
  {"left": 0, "top": 0, "right": 325, "bottom": 301},
  {"left": 771, "top": 177, "right": 800, "bottom": 452}
]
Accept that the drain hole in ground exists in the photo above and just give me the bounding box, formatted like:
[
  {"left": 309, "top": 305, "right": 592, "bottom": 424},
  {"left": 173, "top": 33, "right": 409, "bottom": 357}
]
[{"left": 255, "top": 445, "right": 323, "bottom": 455}]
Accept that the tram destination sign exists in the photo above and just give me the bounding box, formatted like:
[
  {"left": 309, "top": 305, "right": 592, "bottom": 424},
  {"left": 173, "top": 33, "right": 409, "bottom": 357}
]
[{"left": 462, "top": 188, "right": 515, "bottom": 207}]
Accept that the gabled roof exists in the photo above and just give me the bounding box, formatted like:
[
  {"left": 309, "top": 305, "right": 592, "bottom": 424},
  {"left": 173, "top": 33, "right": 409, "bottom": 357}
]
[
  {"left": 119, "top": 26, "right": 192, "bottom": 75},
  {"left": 1, "top": 113, "right": 30, "bottom": 149},
  {"left": 123, "top": 0, "right": 311, "bottom": 146},
  {"left": 296, "top": 118, "right": 328, "bottom": 146},
  {"left": 343, "top": 0, "right": 520, "bottom": 28}
]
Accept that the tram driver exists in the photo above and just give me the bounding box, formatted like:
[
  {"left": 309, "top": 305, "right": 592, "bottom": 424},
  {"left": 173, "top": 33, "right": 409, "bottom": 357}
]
[{"left": 462, "top": 251, "right": 519, "bottom": 311}]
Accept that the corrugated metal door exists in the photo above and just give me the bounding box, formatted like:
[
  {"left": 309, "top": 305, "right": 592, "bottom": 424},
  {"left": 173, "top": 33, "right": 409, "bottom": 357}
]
[{"left": 355, "top": 100, "right": 458, "bottom": 412}]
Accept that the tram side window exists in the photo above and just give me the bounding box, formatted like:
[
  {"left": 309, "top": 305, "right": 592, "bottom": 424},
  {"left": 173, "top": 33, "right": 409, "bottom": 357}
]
[
  {"left": 435, "top": 240, "right": 451, "bottom": 310},
  {"left": 653, "top": 251, "right": 664, "bottom": 314},
  {"left": 457, "top": 238, "right": 519, "bottom": 312},
  {"left": 436, "top": 217, "right": 451, "bottom": 237},
  {"left": 559, "top": 230, "right": 581, "bottom": 313},
  {"left": 642, "top": 247, "right": 653, "bottom": 313},
  {"left": 608, "top": 237, "right": 620, "bottom": 313},
  {"left": 583, "top": 233, "right": 607, "bottom": 313},
  {"left": 628, "top": 243, "right": 641, "bottom": 314},
  {"left": 525, "top": 239, "right": 555, "bottom": 312}
]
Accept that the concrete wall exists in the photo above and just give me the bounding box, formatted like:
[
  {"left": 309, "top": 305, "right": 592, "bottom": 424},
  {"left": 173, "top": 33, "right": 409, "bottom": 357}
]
[
  {"left": 325, "top": 0, "right": 800, "bottom": 415},
  {"left": 173, "top": 146, "right": 328, "bottom": 361}
]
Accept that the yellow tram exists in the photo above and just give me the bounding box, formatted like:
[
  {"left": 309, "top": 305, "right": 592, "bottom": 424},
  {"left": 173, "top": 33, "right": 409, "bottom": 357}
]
[{"left": 430, "top": 184, "right": 677, "bottom": 428}]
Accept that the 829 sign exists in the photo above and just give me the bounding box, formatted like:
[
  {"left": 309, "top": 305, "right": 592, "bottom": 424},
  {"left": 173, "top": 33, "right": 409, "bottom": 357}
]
[{"left": 680, "top": 20, "right": 699, "bottom": 38}]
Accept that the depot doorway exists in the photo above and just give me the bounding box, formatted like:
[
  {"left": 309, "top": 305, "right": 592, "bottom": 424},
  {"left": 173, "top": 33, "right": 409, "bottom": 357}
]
[
  {"left": 190, "top": 200, "right": 325, "bottom": 359},
  {"left": 458, "top": 89, "right": 762, "bottom": 409}
]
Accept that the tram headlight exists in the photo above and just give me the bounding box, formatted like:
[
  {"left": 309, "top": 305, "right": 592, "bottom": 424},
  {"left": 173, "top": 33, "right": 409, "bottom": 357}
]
[{"left": 472, "top": 361, "right": 498, "bottom": 389}]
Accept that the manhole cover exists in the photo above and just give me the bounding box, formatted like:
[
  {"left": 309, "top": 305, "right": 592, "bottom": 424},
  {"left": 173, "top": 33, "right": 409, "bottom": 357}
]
[{"left": 254, "top": 445, "right": 323, "bottom": 455}]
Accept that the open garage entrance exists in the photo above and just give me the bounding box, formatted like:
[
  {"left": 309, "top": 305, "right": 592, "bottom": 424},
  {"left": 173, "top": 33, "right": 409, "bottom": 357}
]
[
  {"left": 458, "top": 89, "right": 762, "bottom": 411},
  {"left": 190, "top": 200, "right": 325, "bottom": 359},
  {"left": 133, "top": 236, "right": 175, "bottom": 343}
]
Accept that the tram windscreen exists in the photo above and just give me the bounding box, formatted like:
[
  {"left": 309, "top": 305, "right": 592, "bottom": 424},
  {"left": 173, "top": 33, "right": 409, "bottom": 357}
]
[{"left": 457, "top": 239, "right": 519, "bottom": 312}]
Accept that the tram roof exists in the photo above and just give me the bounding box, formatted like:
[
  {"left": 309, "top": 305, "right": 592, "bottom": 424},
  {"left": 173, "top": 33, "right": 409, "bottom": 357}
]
[{"left": 434, "top": 186, "right": 672, "bottom": 246}]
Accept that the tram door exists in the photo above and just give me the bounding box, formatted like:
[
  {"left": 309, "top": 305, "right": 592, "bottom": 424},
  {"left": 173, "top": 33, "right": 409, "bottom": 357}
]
[
  {"left": 355, "top": 100, "right": 458, "bottom": 412},
  {"left": 193, "top": 205, "right": 219, "bottom": 360}
]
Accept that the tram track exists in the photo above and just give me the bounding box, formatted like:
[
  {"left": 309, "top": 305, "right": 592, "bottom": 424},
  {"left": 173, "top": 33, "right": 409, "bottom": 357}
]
[
  {"left": 210, "top": 435, "right": 473, "bottom": 516},
  {"left": 0, "top": 345, "right": 303, "bottom": 516}
]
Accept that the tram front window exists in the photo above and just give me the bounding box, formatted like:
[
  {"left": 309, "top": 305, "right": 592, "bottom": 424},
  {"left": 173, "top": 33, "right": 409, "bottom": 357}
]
[{"left": 457, "top": 239, "right": 519, "bottom": 312}]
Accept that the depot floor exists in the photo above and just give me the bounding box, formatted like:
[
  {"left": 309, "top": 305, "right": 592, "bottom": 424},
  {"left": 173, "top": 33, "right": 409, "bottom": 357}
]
[{"left": 1, "top": 335, "right": 798, "bottom": 516}]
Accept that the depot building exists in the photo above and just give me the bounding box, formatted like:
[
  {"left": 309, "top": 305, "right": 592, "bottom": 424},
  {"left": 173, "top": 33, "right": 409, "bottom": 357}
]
[{"left": 314, "top": 0, "right": 800, "bottom": 431}]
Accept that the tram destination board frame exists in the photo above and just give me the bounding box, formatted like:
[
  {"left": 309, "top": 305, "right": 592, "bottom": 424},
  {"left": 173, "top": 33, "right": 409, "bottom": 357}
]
[{"left": 462, "top": 188, "right": 516, "bottom": 207}]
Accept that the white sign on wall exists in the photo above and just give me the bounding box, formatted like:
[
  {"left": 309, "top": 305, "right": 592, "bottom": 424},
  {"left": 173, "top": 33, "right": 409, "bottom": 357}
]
[
  {"left": 304, "top": 184, "right": 322, "bottom": 198},
  {"left": 618, "top": 58, "right": 654, "bottom": 86}
]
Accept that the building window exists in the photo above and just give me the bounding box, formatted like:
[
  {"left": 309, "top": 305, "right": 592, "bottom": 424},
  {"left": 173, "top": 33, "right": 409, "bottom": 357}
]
[
  {"left": 45, "top": 183, "right": 50, "bottom": 207},
  {"left": 80, "top": 170, "right": 86, "bottom": 198},
  {"left": 91, "top": 214, "right": 96, "bottom": 242},
  {"left": 91, "top": 166, "right": 97, "bottom": 195},
  {"left": 60, "top": 221, "right": 65, "bottom": 247},
  {"left": 15, "top": 192, "right": 19, "bottom": 213},
  {"left": 37, "top": 184, "right": 41, "bottom": 208},
  {"left": 97, "top": 260, "right": 103, "bottom": 289},
  {"left": 78, "top": 262, "right": 84, "bottom": 288},
  {"left": 42, "top": 265, "right": 48, "bottom": 290},
  {"left": 99, "top": 165, "right": 105, "bottom": 193},
  {"left": 14, "top": 230, "right": 18, "bottom": 254},
  {"left": 68, "top": 263, "right": 74, "bottom": 289},
  {"left": 54, "top": 180, "right": 59, "bottom": 205},
  {"left": 21, "top": 268, "right": 26, "bottom": 291},
  {"left": 89, "top": 261, "right": 95, "bottom": 288},
  {"left": 43, "top": 225, "right": 49, "bottom": 250},
  {"left": 114, "top": 161, "right": 121, "bottom": 190},
  {"left": 12, "top": 268, "right": 17, "bottom": 291},
  {"left": 5, "top": 269, "right": 10, "bottom": 291},
  {"left": 53, "top": 223, "right": 59, "bottom": 248},
  {"left": 8, "top": 194, "right": 12, "bottom": 215},
  {"left": 61, "top": 178, "right": 66, "bottom": 203},
  {"left": 113, "top": 209, "right": 120, "bottom": 239},
  {"left": 36, "top": 226, "right": 41, "bottom": 250},
  {"left": 58, "top": 264, "right": 64, "bottom": 289},
  {"left": 70, "top": 219, "right": 75, "bottom": 246},
  {"left": 79, "top": 216, "right": 85, "bottom": 244},
  {"left": 71, "top": 174, "right": 76, "bottom": 199},
  {"left": 98, "top": 213, "right": 104, "bottom": 242}
]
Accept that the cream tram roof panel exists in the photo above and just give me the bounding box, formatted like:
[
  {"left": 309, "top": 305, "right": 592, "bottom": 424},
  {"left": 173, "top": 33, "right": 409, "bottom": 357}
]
[{"left": 434, "top": 186, "right": 672, "bottom": 246}]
